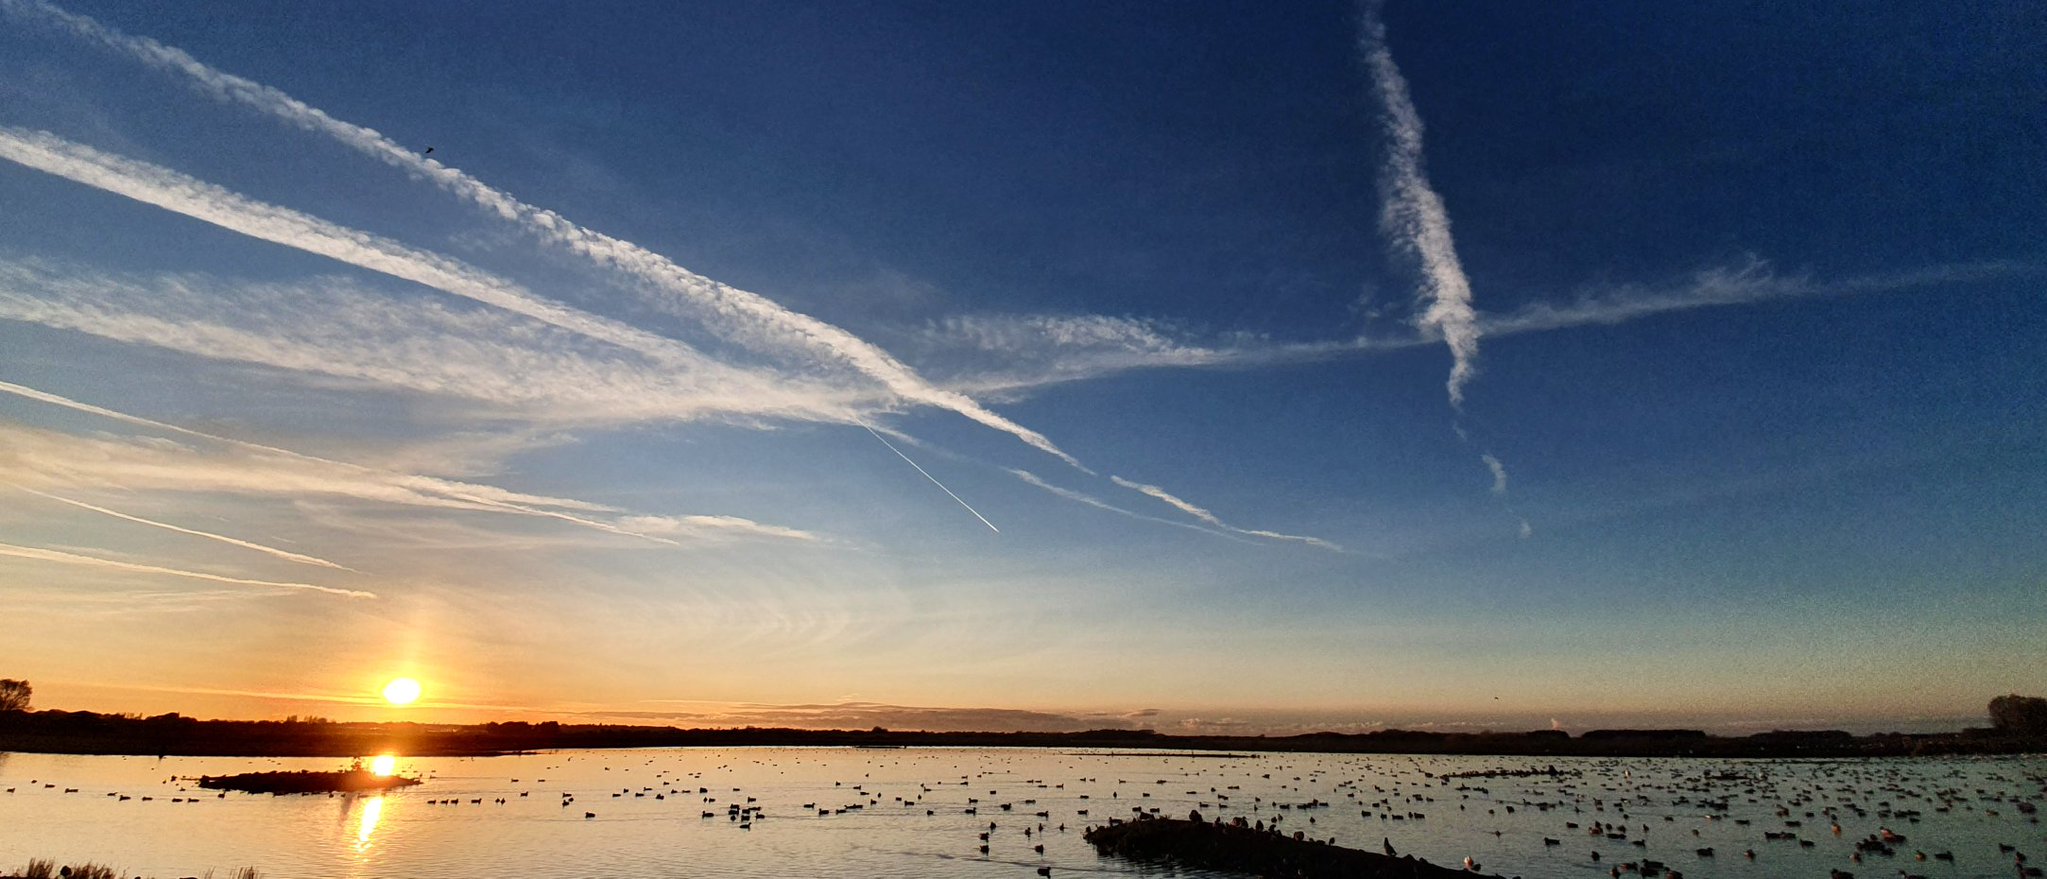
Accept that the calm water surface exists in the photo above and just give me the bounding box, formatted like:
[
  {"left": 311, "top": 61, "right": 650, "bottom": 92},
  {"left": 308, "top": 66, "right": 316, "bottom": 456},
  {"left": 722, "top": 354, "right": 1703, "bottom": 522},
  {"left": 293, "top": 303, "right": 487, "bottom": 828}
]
[{"left": 3, "top": 748, "right": 2042, "bottom": 878}]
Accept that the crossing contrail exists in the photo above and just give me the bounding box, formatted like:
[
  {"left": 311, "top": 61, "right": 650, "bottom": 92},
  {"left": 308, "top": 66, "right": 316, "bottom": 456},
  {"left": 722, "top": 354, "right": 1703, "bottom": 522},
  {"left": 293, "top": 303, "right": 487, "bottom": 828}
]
[
  {"left": 0, "top": 0, "right": 1085, "bottom": 471},
  {"left": 12, "top": 485, "right": 360, "bottom": 572},
  {"left": 1361, "top": 0, "right": 1480, "bottom": 409},
  {"left": 860, "top": 423, "right": 1000, "bottom": 534},
  {"left": 0, "top": 541, "right": 376, "bottom": 599}
]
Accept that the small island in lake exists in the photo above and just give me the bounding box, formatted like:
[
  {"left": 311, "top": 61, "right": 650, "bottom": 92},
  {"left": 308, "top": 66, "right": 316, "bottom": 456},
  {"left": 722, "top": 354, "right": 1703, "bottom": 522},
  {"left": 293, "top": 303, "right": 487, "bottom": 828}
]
[{"left": 196, "top": 763, "right": 422, "bottom": 795}]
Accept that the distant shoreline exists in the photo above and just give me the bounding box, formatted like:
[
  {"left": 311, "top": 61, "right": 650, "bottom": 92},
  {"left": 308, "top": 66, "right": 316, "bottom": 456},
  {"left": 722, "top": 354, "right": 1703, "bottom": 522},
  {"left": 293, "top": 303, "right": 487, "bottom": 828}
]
[{"left": 2, "top": 710, "right": 2041, "bottom": 759}]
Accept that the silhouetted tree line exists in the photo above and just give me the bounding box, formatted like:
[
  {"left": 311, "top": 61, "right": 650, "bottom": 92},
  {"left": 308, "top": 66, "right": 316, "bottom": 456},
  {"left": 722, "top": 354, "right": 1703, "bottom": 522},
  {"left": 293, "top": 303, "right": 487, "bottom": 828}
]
[
  {"left": 1990, "top": 694, "right": 2047, "bottom": 734},
  {"left": 0, "top": 679, "right": 30, "bottom": 713},
  {"left": 3, "top": 680, "right": 2042, "bottom": 759}
]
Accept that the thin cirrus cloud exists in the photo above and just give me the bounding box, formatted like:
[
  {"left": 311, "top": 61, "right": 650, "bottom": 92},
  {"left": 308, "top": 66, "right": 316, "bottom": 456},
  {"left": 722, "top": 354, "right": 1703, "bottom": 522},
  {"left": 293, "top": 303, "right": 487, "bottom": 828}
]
[
  {"left": 0, "top": 0, "right": 1087, "bottom": 472},
  {"left": 0, "top": 541, "right": 375, "bottom": 599}
]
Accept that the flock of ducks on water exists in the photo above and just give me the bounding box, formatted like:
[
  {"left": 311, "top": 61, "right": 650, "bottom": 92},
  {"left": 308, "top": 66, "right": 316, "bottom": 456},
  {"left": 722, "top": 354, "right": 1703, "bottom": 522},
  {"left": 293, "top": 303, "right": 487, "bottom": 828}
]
[{"left": 7, "top": 752, "right": 2042, "bottom": 878}]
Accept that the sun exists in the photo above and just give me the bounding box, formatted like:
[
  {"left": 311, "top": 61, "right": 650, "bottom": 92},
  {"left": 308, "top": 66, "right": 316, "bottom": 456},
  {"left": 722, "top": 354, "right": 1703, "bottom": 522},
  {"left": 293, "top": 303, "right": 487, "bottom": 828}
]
[
  {"left": 381, "top": 677, "right": 422, "bottom": 706},
  {"left": 369, "top": 754, "right": 397, "bottom": 777}
]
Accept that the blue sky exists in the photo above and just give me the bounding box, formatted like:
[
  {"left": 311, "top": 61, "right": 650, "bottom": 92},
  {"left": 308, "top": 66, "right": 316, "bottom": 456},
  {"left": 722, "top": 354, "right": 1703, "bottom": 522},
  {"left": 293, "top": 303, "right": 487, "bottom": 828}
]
[{"left": 0, "top": 0, "right": 2041, "bottom": 734}]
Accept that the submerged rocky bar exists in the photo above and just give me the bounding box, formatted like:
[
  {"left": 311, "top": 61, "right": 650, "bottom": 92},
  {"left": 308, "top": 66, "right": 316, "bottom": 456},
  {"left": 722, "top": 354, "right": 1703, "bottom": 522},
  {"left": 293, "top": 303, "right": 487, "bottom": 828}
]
[{"left": 1085, "top": 816, "right": 1506, "bottom": 879}]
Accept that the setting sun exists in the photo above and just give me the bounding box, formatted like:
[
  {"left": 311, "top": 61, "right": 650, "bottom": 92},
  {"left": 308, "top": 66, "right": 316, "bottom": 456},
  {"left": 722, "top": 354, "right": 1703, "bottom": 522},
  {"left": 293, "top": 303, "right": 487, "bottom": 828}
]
[
  {"left": 368, "top": 755, "right": 396, "bottom": 777},
  {"left": 381, "top": 678, "right": 422, "bottom": 706}
]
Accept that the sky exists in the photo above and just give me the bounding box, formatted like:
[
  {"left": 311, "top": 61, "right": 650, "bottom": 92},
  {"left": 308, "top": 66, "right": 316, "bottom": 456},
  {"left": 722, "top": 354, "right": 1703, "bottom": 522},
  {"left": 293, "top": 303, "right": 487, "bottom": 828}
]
[{"left": 0, "top": 0, "right": 2041, "bottom": 736}]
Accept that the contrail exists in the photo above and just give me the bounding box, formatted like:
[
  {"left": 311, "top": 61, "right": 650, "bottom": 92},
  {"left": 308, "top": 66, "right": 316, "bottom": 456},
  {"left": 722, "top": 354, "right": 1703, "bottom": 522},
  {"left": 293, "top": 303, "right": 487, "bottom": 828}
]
[
  {"left": 0, "top": 541, "right": 375, "bottom": 599},
  {"left": 1480, "top": 452, "right": 1530, "bottom": 537},
  {"left": 1361, "top": 2, "right": 1528, "bottom": 538},
  {"left": 859, "top": 423, "right": 999, "bottom": 533},
  {"left": 0, "top": 378, "right": 679, "bottom": 544},
  {"left": 1109, "top": 476, "right": 1342, "bottom": 551},
  {"left": 1361, "top": 0, "right": 1480, "bottom": 409},
  {"left": 1007, "top": 469, "right": 1252, "bottom": 542},
  {"left": 11, "top": 484, "right": 360, "bottom": 571},
  {"left": 0, "top": 126, "right": 716, "bottom": 374},
  {"left": 1481, "top": 453, "right": 1508, "bottom": 495},
  {"left": 2, "top": 0, "right": 1086, "bottom": 471}
]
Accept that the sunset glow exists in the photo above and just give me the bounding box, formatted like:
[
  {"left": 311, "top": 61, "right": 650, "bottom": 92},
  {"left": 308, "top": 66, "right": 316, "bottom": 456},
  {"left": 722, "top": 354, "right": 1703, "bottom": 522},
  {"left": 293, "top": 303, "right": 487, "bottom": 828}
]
[
  {"left": 0, "top": 4, "right": 2042, "bottom": 877},
  {"left": 0, "top": 0, "right": 2039, "bottom": 739},
  {"left": 381, "top": 679, "right": 422, "bottom": 707}
]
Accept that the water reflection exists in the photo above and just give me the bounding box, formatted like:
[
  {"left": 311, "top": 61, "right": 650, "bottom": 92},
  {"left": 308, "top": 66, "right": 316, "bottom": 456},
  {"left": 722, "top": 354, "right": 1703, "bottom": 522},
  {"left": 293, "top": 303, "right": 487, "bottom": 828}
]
[
  {"left": 4, "top": 749, "right": 2041, "bottom": 879},
  {"left": 354, "top": 795, "right": 383, "bottom": 853}
]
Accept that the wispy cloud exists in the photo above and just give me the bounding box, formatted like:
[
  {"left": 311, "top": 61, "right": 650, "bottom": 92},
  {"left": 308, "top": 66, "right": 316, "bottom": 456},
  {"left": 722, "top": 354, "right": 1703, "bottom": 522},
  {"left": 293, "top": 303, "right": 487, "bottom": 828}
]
[
  {"left": 0, "top": 257, "right": 867, "bottom": 427},
  {"left": 1006, "top": 468, "right": 1249, "bottom": 542},
  {"left": 614, "top": 515, "right": 823, "bottom": 544},
  {"left": 0, "top": 407, "right": 602, "bottom": 519},
  {"left": 0, "top": 381, "right": 823, "bottom": 547},
  {"left": 1360, "top": 0, "right": 1480, "bottom": 409},
  {"left": 1358, "top": 1, "right": 1523, "bottom": 536},
  {"left": 1478, "top": 256, "right": 2040, "bottom": 335},
  {"left": 925, "top": 314, "right": 1230, "bottom": 367},
  {"left": 2, "top": 0, "right": 1087, "bottom": 471},
  {"left": 926, "top": 257, "right": 2035, "bottom": 395},
  {"left": 0, "top": 127, "right": 856, "bottom": 420},
  {"left": 11, "top": 484, "right": 359, "bottom": 571},
  {"left": 1481, "top": 454, "right": 1508, "bottom": 495},
  {"left": 0, "top": 540, "right": 374, "bottom": 599},
  {"left": 1480, "top": 453, "right": 1532, "bottom": 538},
  {"left": 1109, "top": 476, "right": 1341, "bottom": 551}
]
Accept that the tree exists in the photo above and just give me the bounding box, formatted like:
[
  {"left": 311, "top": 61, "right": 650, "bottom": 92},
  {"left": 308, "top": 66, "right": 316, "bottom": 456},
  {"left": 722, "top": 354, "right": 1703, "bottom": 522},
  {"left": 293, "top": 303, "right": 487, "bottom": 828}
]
[
  {"left": 1988, "top": 694, "right": 2047, "bottom": 734},
  {"left": 0, "top": 678, "right": 29, "bottom": 712}
]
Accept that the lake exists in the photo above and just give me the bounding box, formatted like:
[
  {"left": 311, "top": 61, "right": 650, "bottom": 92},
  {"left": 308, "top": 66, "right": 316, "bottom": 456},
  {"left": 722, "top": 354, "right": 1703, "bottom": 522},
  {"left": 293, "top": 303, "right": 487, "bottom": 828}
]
[{"left": 2, "top": 748, "right": 2040, "bottom": 878}]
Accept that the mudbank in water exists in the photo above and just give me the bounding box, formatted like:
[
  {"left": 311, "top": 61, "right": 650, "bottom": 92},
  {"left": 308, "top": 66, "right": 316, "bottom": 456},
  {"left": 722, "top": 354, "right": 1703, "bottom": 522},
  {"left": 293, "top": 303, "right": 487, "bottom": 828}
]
[
  {"left": 196, "top": 768, "right": 421, "bottom": 795},
  {"left": 1085, "top": 815, "right": 1507, "bottom": 879}
]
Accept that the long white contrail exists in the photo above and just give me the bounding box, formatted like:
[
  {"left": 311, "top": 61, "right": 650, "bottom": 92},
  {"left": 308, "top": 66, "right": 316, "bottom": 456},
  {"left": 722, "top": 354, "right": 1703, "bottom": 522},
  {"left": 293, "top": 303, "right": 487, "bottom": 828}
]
[
  {"left": 2, "top": 0, "right": 1085, "bottom": 471},
  {"left": 0, "top": 126, "right": 714, "bottom": 375},
  {"left": 1007, "top": 469, "right": 1251, "bottom": 543},
  {"left": 1360, "top": 2, "right": 1530, "bottom": 537},
  {"left": 1109, "top": 476, "right": 1341, "bottom": 551},
  {"left": 0, "top": 541, "right": 375, "bottom": 599},
  {"left": 11, "top": 484, "right": 360, "bottom": 572},
  {"left": 0, "top": 378, "right": 678, "bottom": 544},
  {"left": 860, "top": 423, "right": 999, "bottom": 533},
  {"left": 1360, "top": 0, "right": 1480, "bottom": 409}
]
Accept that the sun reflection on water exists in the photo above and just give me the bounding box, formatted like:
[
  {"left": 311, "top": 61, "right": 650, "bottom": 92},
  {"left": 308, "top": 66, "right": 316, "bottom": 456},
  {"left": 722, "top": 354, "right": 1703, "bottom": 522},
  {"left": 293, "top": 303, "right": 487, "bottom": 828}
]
[{"left": 354, "top": 795, "right": 383, "bottom": 853}]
